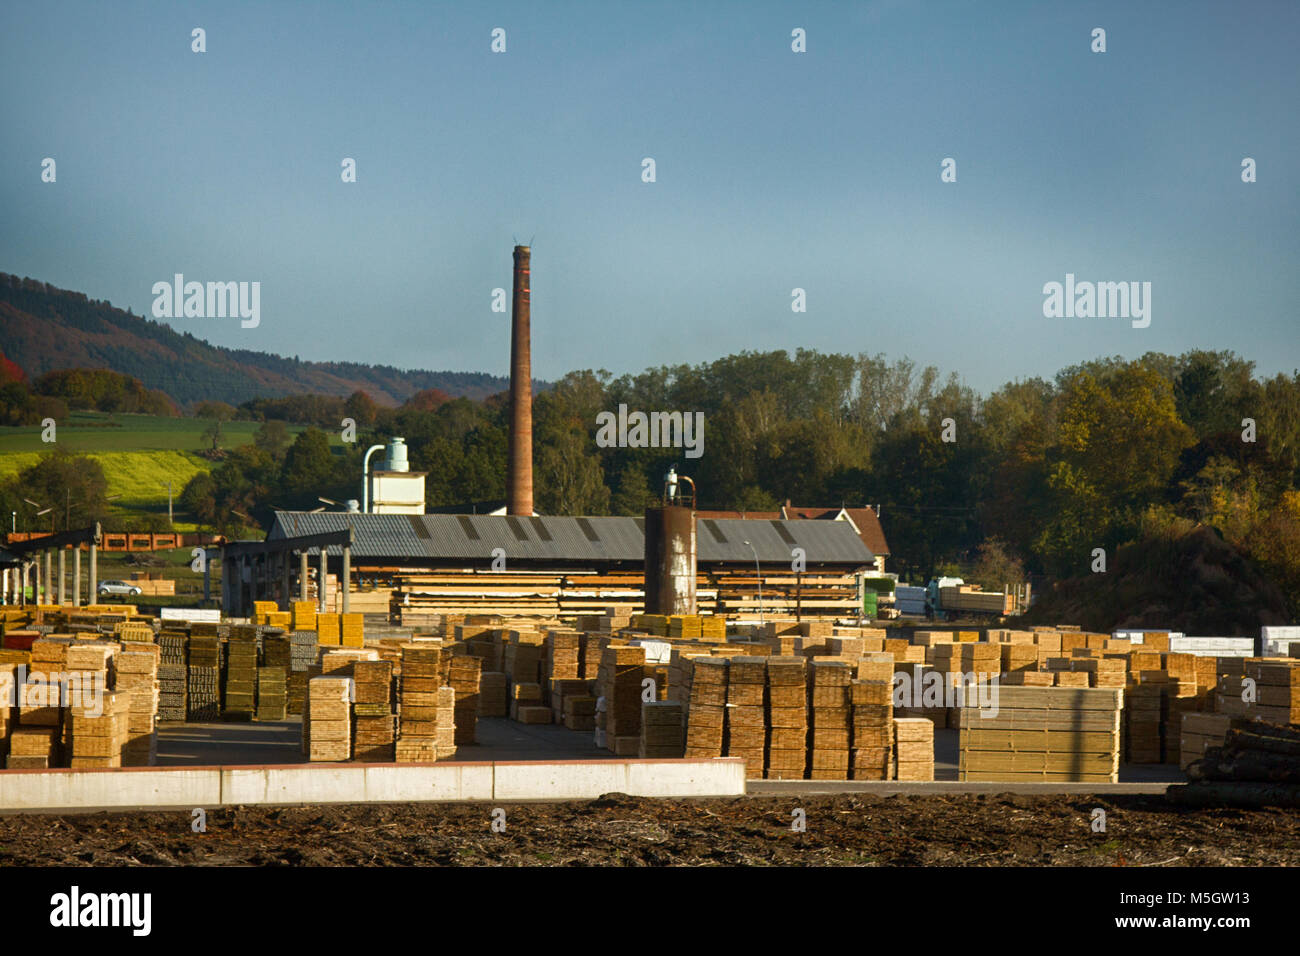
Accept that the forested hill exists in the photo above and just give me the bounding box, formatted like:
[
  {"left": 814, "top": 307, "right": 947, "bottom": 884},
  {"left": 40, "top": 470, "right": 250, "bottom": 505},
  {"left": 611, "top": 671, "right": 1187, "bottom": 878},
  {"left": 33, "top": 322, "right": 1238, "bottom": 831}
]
[{"left": 0, "top": 272, "right": 509, "bottom": 408}]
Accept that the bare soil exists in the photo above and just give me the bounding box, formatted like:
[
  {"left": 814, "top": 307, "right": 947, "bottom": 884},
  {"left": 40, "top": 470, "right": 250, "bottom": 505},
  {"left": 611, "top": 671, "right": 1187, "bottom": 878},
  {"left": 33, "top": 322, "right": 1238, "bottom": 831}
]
[{"left": 2, "top": 792, "right": 1297, "bottom": 866}]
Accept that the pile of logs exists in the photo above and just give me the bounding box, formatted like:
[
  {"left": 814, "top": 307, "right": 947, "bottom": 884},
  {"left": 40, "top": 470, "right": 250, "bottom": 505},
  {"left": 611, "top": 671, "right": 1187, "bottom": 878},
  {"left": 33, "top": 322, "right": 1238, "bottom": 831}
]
[{"left": 1170, "top": 721, "right": 1300, "bottom": 807}]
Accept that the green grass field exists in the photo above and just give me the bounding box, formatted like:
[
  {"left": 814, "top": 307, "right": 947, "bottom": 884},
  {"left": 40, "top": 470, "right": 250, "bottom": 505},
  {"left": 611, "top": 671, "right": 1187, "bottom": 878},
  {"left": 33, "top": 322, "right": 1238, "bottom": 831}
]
[
  {"left": 0, "top": 412, "right": 324, "bottom": 527},
  {"left": 0, "top": 411, "right": 272, "bottom": 453},
  {"left": 0, "top": 449, "right": 208, "bottom": 500}
]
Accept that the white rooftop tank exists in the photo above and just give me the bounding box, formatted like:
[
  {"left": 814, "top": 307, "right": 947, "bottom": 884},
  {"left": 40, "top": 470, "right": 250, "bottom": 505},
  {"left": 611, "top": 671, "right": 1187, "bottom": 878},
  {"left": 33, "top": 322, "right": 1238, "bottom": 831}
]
[{"left": 385, "top": 437, "right": 410, "bottom": 472}]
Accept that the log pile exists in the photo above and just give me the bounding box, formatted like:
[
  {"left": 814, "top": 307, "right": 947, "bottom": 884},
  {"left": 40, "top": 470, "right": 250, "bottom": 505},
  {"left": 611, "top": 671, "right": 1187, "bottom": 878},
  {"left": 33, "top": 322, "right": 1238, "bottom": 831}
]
[{"left": 1171, "top": 721, "right": 1300, "bottom": 808}]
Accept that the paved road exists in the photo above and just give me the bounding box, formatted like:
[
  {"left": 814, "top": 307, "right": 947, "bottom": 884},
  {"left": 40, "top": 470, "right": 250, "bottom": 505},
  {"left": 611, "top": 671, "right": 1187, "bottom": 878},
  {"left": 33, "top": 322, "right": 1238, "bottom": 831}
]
[
  {"left": 155, "top": 722, "right": 1186, "bottom": 794},
  {"left": 746, "top": 781, "right": 1175, "bottom": 796},
  {"left": 155, "top": 716, "right": 619, "bottom": 766}
]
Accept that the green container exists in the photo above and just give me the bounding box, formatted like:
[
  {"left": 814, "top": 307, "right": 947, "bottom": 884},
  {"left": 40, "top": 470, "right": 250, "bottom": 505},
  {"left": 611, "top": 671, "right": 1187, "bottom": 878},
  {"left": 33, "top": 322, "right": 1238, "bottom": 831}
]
[{"left": 862, "top": 589, "right": 878, "bottom": 619}]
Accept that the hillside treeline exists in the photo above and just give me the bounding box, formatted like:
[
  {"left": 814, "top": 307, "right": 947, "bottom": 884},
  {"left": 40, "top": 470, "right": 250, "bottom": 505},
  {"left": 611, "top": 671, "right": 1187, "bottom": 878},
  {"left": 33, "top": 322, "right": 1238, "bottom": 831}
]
[{"left": 0, "top": 273, "right": 511, "bottom": 406}]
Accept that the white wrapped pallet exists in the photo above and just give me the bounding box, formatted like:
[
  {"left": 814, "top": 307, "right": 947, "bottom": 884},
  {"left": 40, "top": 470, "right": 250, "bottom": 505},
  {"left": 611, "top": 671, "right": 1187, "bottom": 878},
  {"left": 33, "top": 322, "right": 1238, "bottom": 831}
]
[
  {"left": 1261, "top": 626, "right": 1300, "bottom": 656},
  {"left": 1114, "top": 629, "right": 1185, "bottom": 644},
  {"left": 1169, "top": 636, "right": 1254, "bottom": 658}
]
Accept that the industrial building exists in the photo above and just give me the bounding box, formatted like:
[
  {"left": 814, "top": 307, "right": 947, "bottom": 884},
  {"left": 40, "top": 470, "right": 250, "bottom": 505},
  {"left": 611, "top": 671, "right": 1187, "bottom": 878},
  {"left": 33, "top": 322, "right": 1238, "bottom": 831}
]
[{"left": 219, "top": 510, "right": 875, "bottom": 620}]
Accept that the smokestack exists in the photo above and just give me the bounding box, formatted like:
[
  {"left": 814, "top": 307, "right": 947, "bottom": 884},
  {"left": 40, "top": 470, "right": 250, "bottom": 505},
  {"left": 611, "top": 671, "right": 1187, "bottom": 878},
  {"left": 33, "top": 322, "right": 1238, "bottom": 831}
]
[{"left": 507, "top": 245, "right": 533, "bottom": 516}]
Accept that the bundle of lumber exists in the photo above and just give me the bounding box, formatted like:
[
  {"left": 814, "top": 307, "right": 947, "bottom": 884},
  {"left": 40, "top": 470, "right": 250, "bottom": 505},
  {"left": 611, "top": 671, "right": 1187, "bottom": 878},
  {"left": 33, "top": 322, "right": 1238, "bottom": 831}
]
[
  {"left": 223, "top": 626, "right": 258, "bottom": 720},
  {"left": 724, "top": 656, "right": 767, "bottom": 777},
  {"left": 641, "top": 700, "right": 685, "bottom": 757},
  {"left": 352, "top": 659, "right": 395, "bottom": 760},
  {"left": 959, "top": 686, "right": 1121, "bottom": 782},
  {"left": 893, "top": 717, "right": 935, "bottom": 781},
  {"left": 115, "top": 648, "right": 159, "bottom": 765},
  {"left": 396, "top": 643, "right": 442, "bottom": 761},
  {"left": 448, "top": 655, "right": 481, "bottom": 743},
  {"left": 479, "top": 671, "right": 508, "bottom": 717},
  {"left": 713, "top": 570, "right": 859, "bottom": 616},
  {"left": 598, "top": 644, "right": 645, "bottom": 753},
  {"left": 187, "top": 636, "right": 220, "bottom": 722},
  {"left": 306, "top": 676, "right": 352, "bottom": 762},
  {"left": 765, "top": 656, "right": 807, "bottom": 779},
  {"left": 808, "top": 660, "right": 851, "bottom": 780},
  {"left": 850, "top": 661, "right": 893, "bottom": 780},
  {"left": 683, "top": 656, "right": 727, "bottom": 759}
]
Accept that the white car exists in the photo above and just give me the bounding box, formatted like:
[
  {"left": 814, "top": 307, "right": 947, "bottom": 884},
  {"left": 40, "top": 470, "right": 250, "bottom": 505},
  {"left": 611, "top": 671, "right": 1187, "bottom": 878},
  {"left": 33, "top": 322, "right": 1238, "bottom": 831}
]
[{"left": 98, "top": 580, "right": 143, "bottom": 597}]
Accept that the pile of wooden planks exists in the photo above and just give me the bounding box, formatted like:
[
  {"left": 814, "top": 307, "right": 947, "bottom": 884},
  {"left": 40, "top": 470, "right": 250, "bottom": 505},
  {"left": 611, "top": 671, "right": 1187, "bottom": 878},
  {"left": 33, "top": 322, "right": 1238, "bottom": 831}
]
[
  {"left": 724, "top": 656, "right": 767, "bottom": 777},
  {"left": 640, "top": 700, "right": 684, "bottom": 757},
  {"left": 340, "top": 613, "right": 364, "bottom": 648},
  {"left": 1126, "top": 677, "right": 1172, "bottom": 763},
  {"left": 287, "top": 630, "right": 318, "bottom": 716},
  {"left": 8, "top": 725, "right": 58, "bottom": 768},
  {"left": 511, "top": 681, "right": 547, "bottom": 723},
  {"left": 187, "top": 635, "right": 221, "bottom": 721},
  {"left": 1247, "top": 659, "right": 1300, "bottom": 726},
  {"left": 808, "top": 660, "right": 851, "bottom": 780},
  {"left": 479, "top": 671, "right": 508, "bottom": 717},
  {"left": 115, "top": 647, "right": 159, "bottom": 765},
  {"left": 395, "top": 643, "right": 441, "bottom": 762},
  {"left": 290, "top": 601, "right": 316, "bottom": 632},
  {"left": 850, "top": 661, "right": 893, "bottom": 780},
  {"left": 306, "top": 676, "right": 352, "bottom": 762},
  {"left": 352, "top": 659, "right": 395, "bottom": 761},
  {"left": 256, "top": 666, "right": 287, "bottom": 722},
  {"left": 598, "top": 644, "right": 645, "bottom": 754},
  {"left": 892, "top": 718, "right": 934, "bottom": 781},
  {"left": 684, "top": 657, "right": 727, "bottom": 759},
  {"left": 390, "top": 567, "right": 856, "bottom": 621},
  {"left": 765, "top": 657, "right": 807, "bottom": 780},
  {"left": 223, "top": 626, "right": 257, "bottom": 720},
  {"left": 959, "top": 686, "right": 1121, "bottom": 782},
  {"left": 714, "top": 570, "right": 859, "bottom": 616},
  {"left": 447, "top": 655, "right": 481, "bottom": 744},
  {"left": 66, "top": 689, "right": 128, "bottom": 769},
  {"left": 0, "top": 663, "right": 13, "bottom": 764},
  {"left": 561, "top": 686, "right": 597, "bottom": 731}
]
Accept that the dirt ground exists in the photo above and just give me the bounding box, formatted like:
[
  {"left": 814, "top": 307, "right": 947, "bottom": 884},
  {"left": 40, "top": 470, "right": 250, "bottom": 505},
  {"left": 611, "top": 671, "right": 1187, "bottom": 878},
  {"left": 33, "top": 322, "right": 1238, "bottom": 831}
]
[{"left": 2, "top": 792, "right": 1297, "bottom": 866}]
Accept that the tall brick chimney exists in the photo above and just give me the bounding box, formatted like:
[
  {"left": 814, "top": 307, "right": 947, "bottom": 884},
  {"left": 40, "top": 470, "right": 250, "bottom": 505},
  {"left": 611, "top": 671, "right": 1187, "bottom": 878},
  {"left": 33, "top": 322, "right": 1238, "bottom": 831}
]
[{"left": 507, "top": 245, "right": 533, "bottom": 516}]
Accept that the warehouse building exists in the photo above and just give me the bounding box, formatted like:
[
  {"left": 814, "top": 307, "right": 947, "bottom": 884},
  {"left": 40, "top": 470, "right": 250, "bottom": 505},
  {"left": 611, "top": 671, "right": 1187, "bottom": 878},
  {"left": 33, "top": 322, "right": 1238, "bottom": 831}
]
[{"left": 222, "top": 511, "right": 876, "bottom": 620}]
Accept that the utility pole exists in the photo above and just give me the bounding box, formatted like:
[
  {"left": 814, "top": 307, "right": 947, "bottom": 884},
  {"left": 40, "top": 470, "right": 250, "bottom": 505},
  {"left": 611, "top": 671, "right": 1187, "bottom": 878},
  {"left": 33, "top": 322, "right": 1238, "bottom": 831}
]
[
  {"left": 743, "top": 539, "right": 764, "bottom": 626},
  {"left": 162, "top": 481, "right": 174, "bottom": 526}
]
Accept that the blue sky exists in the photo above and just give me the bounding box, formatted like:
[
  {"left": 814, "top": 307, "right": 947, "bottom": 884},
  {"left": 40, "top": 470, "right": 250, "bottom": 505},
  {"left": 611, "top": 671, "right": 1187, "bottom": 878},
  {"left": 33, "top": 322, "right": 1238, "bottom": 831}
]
[{"left": 2, "top": 0, "right": 1296, "bottom": 394}]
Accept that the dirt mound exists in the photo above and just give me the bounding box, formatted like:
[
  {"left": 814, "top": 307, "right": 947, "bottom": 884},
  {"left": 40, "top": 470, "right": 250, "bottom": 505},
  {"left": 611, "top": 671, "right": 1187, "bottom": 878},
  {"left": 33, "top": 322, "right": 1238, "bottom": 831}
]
[
  {"left": 1023, "top": 525, "right": 1289, "bottom": 635},
  {"left": 2, "top": 793, "right": 1297, "bottom": 866}
]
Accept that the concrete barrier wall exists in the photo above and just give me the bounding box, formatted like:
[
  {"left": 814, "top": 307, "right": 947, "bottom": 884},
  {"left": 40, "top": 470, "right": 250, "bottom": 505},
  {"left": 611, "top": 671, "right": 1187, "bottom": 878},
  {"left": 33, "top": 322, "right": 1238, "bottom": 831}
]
[
  {"left": 493, "top": 758, "right": 746, "bottom": 801},
  {"left": 0, "top": 759, "right": 744, "bottom": 812},
  {"left": 222, "top": 763, "right": 496, "bottom": 806},
  {"left": 0, "top": 768, "right": 222, "bottom": 812}
]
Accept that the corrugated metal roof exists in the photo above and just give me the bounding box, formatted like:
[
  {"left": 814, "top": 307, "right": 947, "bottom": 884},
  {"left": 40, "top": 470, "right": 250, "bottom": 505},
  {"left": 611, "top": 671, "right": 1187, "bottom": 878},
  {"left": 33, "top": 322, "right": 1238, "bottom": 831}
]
[
  {"left": 783, "top": 504, "right": 891, "bottom": 556},
  {"left": 267, "top": 512, "right": 873, "bottom": 565},
  {"left": 704, "top": 518, "right": 873, "bottom": 564}
]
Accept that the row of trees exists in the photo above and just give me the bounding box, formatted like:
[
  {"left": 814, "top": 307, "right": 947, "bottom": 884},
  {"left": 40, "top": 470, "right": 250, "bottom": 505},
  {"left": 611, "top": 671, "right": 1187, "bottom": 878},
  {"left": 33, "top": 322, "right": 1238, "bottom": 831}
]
[
  {"left": 0, "top": 354, "right": 177, "bottom": 425},
  {"left": 175, "top": 348, "right": 1300, "bottom": 597},
  {"left": 5, "top": 347, "right": 1297, "bottom": 616}
]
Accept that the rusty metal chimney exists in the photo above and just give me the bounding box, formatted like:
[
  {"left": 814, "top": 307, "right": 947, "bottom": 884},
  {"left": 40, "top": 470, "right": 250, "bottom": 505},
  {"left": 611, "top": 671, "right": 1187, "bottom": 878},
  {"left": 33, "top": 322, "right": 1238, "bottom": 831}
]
[{"left": 507, "top": 245, "right": 533, "bottom": 516}]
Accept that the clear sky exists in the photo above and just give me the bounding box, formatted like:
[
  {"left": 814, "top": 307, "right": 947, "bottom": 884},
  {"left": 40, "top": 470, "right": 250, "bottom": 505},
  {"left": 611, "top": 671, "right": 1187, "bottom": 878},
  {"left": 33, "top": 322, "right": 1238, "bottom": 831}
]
[{"left": 2, "top": 0, "right": 1296, "bottom": 394}]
